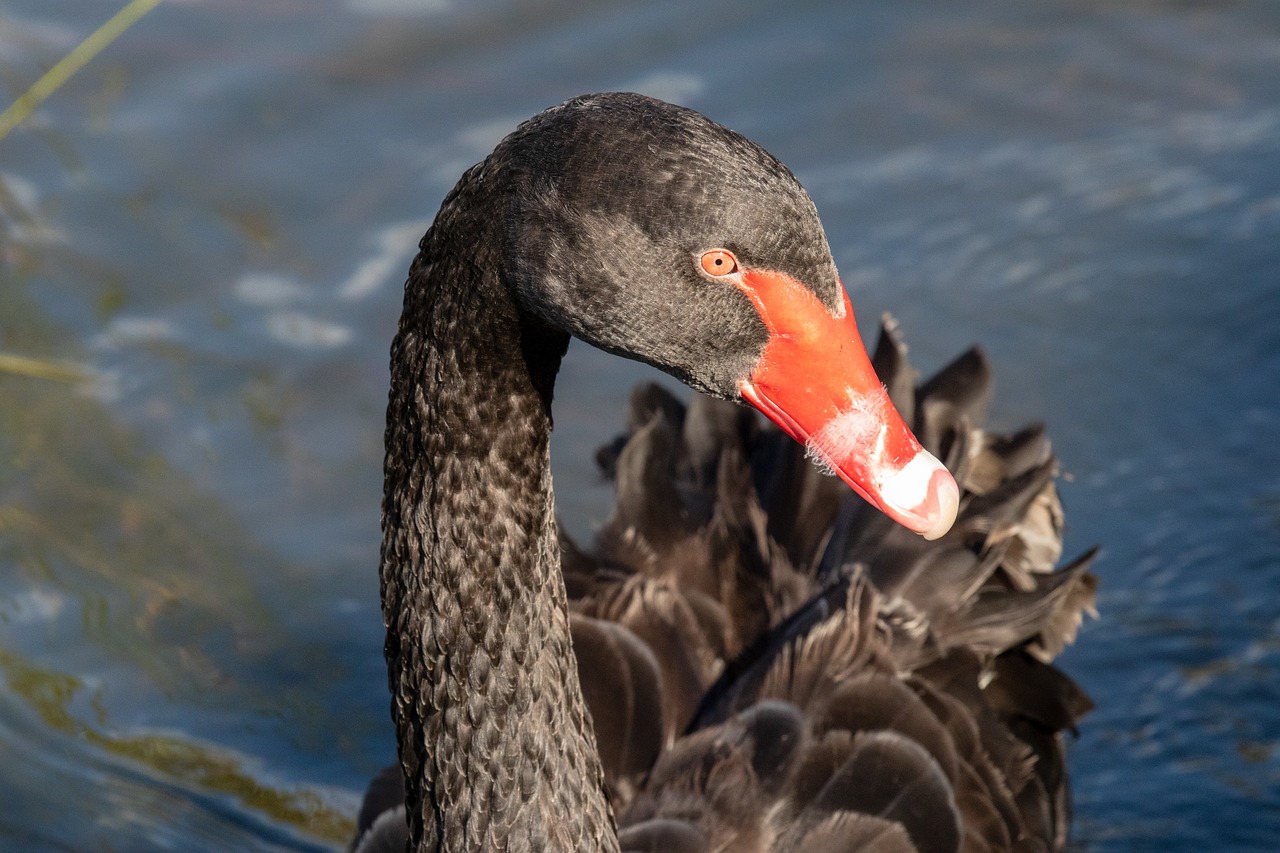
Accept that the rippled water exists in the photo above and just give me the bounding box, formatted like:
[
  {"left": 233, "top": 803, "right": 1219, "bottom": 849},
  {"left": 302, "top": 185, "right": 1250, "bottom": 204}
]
[{"left": 2, "top": 0, "right": 1278, "bottom": 849}]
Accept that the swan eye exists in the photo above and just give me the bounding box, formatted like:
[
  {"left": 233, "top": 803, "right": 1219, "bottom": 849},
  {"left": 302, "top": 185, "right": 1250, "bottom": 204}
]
[{"left": 699, "top": 249, "right": 739, "bottom": 277}]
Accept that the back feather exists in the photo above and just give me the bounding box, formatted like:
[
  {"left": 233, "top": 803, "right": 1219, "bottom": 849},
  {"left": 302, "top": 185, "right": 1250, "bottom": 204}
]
[{"left": 352, "top": 318, "right": 1096, "bottom": 853}]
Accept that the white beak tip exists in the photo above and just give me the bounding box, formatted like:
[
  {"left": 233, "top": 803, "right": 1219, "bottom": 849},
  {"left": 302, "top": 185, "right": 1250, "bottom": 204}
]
[
  {"left": 881, "top": 450, "right": 960, "bottom": 540},
  {"left": 921, "top": 471, "right": 959, "bottom": 540}
]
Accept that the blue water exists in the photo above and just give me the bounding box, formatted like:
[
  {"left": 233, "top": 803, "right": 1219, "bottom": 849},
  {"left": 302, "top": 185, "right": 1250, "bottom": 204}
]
[{"left": 1, "top": 0, "right": 1278, "bottom": 849}]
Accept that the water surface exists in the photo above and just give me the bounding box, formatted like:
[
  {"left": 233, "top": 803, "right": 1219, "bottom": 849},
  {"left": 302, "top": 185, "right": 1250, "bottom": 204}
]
[{"left": 2, "top": 0, "right": 1278, "bottom": 849}]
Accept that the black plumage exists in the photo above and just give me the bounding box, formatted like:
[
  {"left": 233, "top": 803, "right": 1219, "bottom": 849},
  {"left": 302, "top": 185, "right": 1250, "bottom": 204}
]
[{"left": 362, "top": 92, "right": 1096, "bottom": 853}]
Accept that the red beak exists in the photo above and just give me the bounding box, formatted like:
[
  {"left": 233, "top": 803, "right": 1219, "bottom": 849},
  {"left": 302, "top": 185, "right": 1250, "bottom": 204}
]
[{"left": 732, "top": 268, "right": 959, "bottom": 540}]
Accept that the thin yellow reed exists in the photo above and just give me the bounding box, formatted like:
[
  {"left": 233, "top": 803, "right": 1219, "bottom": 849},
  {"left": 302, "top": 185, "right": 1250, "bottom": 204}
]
[
  {"left": 0, "top": 352, "right": 87, "bottom": 383},
  {"left": 0, "top": 0, "right": 164, "bottom": 142}
]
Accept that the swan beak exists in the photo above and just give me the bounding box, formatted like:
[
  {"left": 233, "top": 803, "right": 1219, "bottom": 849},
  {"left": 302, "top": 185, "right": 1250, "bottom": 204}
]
[{"left": 732, "top": 271, "right": 959, "bottom": 540}]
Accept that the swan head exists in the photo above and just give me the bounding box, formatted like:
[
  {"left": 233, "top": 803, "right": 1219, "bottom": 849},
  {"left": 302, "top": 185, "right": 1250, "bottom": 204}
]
[{"left": 495, "top": 92, "right": 957, "bottom": 540}]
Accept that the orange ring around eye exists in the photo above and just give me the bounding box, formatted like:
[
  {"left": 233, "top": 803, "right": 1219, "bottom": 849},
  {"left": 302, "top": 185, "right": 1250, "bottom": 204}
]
[{"left": 699, "top": 249, "right": 738, "bottom": 277}]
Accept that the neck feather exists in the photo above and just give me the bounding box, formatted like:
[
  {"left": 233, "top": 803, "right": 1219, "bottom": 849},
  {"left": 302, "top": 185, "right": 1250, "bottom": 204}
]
[{"left": 380, "top": 180, "right": 618, "bottom": 852}]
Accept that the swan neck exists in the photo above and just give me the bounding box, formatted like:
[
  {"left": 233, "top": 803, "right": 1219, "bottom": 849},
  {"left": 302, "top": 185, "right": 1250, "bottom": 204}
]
[{"left": 380, "top": 180, "right": 617, "bottom": 851}]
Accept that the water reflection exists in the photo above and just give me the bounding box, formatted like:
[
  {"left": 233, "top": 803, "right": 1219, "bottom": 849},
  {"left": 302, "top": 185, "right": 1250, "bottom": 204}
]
[{"left": 0, "top": 306, "right": 364, "bottom": 845}]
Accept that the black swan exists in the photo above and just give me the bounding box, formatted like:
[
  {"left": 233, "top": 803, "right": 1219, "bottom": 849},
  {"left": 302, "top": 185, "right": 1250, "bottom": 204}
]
[{"left": 357, "top": 92, "right": 1097, "bottom": 853}]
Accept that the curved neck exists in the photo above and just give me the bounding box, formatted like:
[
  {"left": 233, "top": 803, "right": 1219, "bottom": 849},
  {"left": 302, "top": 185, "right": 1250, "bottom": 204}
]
[{"left": 380, "top": 178, "right": 617, "bottom": 852}]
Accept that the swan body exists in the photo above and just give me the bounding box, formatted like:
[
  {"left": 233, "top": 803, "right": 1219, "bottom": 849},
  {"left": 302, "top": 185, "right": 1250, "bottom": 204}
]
[{"left": 367, "top": 92, "right": 1095, "bottom": 853}]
